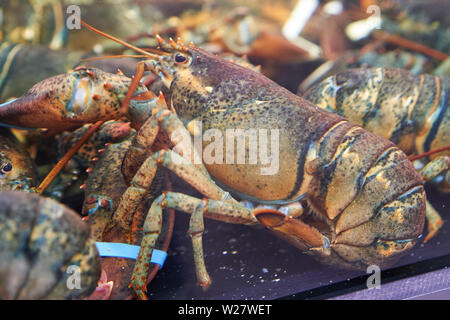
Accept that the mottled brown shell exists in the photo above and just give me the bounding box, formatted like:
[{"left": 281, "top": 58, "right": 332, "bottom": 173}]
[
  {"left": 303, "top": 68, "right": 449, "bottom": 158},
  {"left": 0, "top": 191, "right": 101, "bottom": 299},
  {"left": 168, "top": 47, "right": 427, "bottom": 270},
  {"left": 0, "top": 67, "right": 147, "bottom": 131}
]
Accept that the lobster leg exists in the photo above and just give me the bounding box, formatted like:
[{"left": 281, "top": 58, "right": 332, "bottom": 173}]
[
  {"left": 128, "top": 190, "right": 164, "bottom": 300},
  {"left": 130, "top": 192, "right": 329, "bottom": 299},
  {"left": 113, "top": 149, "right": 231, "bottom": 230},
  {"left": 121, "top": 94, "right": 207, "bottom": 182},
  {"left": 418, "top": 155, "right": 449, "bottom": 242},
  {"left": 424, "top": 203, "right": 444, "bottom": 243},
  {"left": 114, "top": 101, "right": 221, "bottom": 230},
  {"left": 189, "top": 200, "right": 210, "bottom": 290},
  {"left": 130, "top": 191, "right": 257, "bottom": 298},
  {"left": 254, "top": 209, "right": 329, "bottom": 254},
  {"left": 419, "top": 155, "right": 449, "bottom": 184}
]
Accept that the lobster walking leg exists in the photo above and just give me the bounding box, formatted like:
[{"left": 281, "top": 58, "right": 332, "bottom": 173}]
[
  {"left": 418, "top": 155, "right": 449, "bottom": 242},
  {"left": 114, "top": 100, "right": 225, "bottom": 230},
  {"left": 114, "top": 149, "right": 230, "bottom": 230},
  {"left": 128, "top": 191, "right": 163, "bottom": 300},
  {"left": 130, "top": 192, "right": 329, "bottom": 298},
  {"left": 189, "top": 200, "right": 211, "bottom": 289},
  {"left": 122, "top": 94, "right": 208, "bottom": 182},
  {"left": 419, "top": 155, "right": 449, "bottom": 183},
  {"left": 424, "top": 204, "right": 444, "bottom": 243},
  {"left": 130, "top": 191, "right": 256, "bottom": 297}
]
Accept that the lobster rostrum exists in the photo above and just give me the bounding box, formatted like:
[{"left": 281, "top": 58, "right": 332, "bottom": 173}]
[{"left": 0, "top": 23, "right": 426, "bottom": 299}]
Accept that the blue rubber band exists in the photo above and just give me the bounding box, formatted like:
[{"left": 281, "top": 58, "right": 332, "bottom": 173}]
[
  {"left": 95, "top": 242, "right": 167, "bottom": 268},
  {"left": 0, "top": 98, "right": 17, "bottom": 108}
]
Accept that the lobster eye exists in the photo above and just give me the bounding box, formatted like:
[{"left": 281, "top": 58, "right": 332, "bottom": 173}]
[
  {"left": 1, "top": 163, "right": 12, "bottom": 174},
  {"left": 174, "top": 53, "right": 187, "bottom": 63}
]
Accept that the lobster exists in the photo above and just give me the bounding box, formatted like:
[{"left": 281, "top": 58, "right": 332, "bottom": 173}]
[
  {"left": 0, "top": 118, "right": 171, "bottom": 299},
  {"left": 0, "top": 191, "right": 101, "bottom": 299},
  {"left": 0, "top": 67, "right": 176, "bottom": 299},
  {"left": 80, "top": 118, "right": 174, "bottom": 300},
  {"left": 0, "top": 41, "right": 141, "bottom": 103},
  {"left": 302, "top": 67, "right": 449, "bottom": 241},
  {"left": 0, "top": 23, "right": 426, "bottom": 299},
  {"left": 0, "top": 127, "right": 37, "bottom": 192},
  {"left": 50, "top": 120, "right": 135, "bottom": 198}
]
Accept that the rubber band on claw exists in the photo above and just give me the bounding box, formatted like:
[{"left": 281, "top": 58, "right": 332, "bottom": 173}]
[{"left": 96, "top": 242, "right": 167, "bottom": 268}]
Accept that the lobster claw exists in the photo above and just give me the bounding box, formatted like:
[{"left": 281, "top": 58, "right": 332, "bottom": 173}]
[
  {"left": 86, "top": 270, "right": 114, "bottom": 300},
  {"left": 254, "top": 209, "right": 330, "bottom": 255},
  {"left": 0, "top": 67, "right": 140, "bottom": 131}
]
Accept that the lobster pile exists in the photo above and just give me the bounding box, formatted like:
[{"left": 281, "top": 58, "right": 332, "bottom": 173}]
[{"left": 0, "top": 0, "right": 448, "bottom": 300}]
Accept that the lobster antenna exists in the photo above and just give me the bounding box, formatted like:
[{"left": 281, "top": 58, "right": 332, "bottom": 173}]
[
  {"left": 408, "top": 145, "right": 450, "bottom": 161},
  {"left": 37, "top": 120, "right": 105, "bottom": 194},
  {"left": 81, "top": 54, "right": 149, "bottom": 62},
  {"left": 81, "top": 20, "right": 164, "bottom": 58},
  {"left": 142, "top": 48, "right": 170, "bottom": 55}
]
